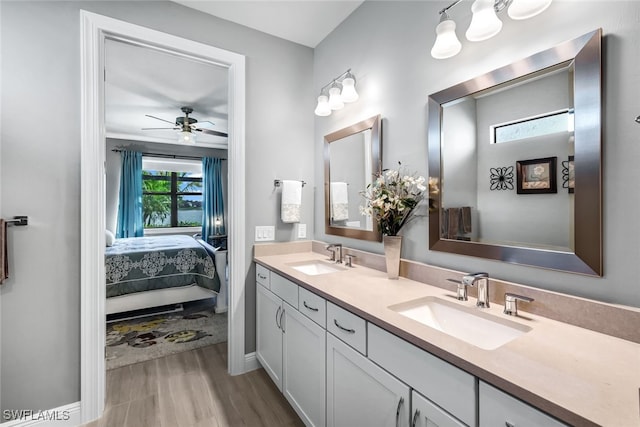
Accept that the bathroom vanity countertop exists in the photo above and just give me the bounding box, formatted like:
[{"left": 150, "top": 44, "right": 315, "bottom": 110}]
[{"left": 255, "top": 249, "right": 640, "bottom": 427}]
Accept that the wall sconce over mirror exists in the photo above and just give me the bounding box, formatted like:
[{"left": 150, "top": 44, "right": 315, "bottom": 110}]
[
  {"left": 428, "top": 29, "right": 602, "bottom": 276},
  {"left": 315, "top": 69, "right": 359, "bottom": 116},
  {"left": 431, "top": 0, "right": 553, "bottom": 59}
]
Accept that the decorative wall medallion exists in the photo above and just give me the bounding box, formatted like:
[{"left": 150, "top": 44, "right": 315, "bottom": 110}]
[
  {"left": 489, "top": 166, "right": 514, "bottom": 190},
  {"left": 562, "top": 155, "right": 575, "bottom": 193}
]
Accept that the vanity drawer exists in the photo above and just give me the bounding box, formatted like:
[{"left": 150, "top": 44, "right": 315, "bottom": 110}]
[
  {"left": 270, "top": 272, "right": 298, "bottom": 309},
  {"left": 327, "top": 302, "right": 366, "bottom": 355},
  {"left": 479, "top": 381, "right": 567, "bottom": 427},
  {"left": 368, "top": 324, "right": 476, "bottom": 427},
  {"left": 298, "top": 287, "right": 326, "bottom": 328},
  {"left": 256, "top": 264, "right": 270, "bottom": 288}
]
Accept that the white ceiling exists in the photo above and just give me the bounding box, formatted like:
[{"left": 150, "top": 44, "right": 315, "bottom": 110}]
[
  {"left": 173, "top": 1, "right": 364, "bottom": 48},
  {"left": 105, "top": 38, "right": 229, "bottom": 148}
]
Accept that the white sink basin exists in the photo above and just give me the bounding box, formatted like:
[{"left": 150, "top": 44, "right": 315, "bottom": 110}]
[
  {"left": 288, "top": 260, "right": 347, "bottom": 276},
  {"left": 389, "top": 296, "right": 531, "bottom": 350}
]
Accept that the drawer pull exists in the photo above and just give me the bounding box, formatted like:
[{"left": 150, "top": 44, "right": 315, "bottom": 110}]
[
  {"left": 280, "top": 308, "right": 285, "bottom": 333},
  {"left": 258, "top": 273, "right": 267, "bottom": 280},
  {"left": 411, "top": 410, "right": 420, "bottom": 427},
  {"left": 395, "top": 397, "right": 404, "bottom": 427},
  {"left": 333, "top": 319, "right": 356, "bottom": 334},
  {"left": 303, "top": 301, "right": 319, "bottom": 312}
]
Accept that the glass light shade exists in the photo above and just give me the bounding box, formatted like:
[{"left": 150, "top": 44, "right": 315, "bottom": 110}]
[
  {"left": 328, "top": 85, "right": 344, "bottom": 110},
  {"left": 340, "top": 77, "right": 359, "bottom": 103},
  {"left": 314, "top": 94, "right": 331, "bottom": 116},
  {"left": 466, "top": 0, "right": 503, "bottom": 42},
  {"left": 179, "top": 130, "right": 196, "bottom": 143},
  {"left": 508, "top": 0, "right": 552, "bottom": 20},
  {"left": 431, "top": 18, "right": 462, "bottom": 59}
]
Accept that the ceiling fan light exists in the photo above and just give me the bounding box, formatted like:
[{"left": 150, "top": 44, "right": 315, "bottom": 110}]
[
  {"left": 179, "top": 130, "right": 196, "bottom": 144},
  {"left": 466, "top": 0, "right": 503, "bottom": 42},
  {"left": 508, "top": 0, "right": 552, "bottom": 20}
]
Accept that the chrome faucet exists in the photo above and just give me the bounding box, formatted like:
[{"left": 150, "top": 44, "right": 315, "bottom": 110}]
[
  {"left": 462, "top": 272, "right": 490, "bottom": 308},
  {"left": 326, "top": 244, "right": 343, "bottom": 264}
]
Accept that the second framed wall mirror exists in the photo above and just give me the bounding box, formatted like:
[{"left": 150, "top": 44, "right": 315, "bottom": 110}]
[
  {"left": 428, "top": 29, "right": 602, "bottom": 276},
  {"left": 324, "top": 115, "right": 382, "bottom": 241}
]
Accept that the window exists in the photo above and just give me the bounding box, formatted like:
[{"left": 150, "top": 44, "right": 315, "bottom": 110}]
[
  {"left": 491, "top": 109, "right": 574, "bottom": 144},
  {"left": 142, "top": 158, "right": 202, "bottom": 229}
]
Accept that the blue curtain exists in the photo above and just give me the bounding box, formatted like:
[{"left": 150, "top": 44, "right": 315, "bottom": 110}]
[
  {"left": 116, "top": 150, "right": 144, "bottom": 238},
  {"left": 202, "top": 157, "right": 225, "bottom": 240}
]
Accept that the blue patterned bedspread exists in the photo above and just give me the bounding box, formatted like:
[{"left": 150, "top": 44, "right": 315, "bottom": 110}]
[{"left": 105, "top": 235, "right": 220, "bottom": 298}]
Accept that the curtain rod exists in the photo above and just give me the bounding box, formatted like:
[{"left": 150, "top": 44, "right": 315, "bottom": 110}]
[{"left": 111, "top": 149, "right": 226, "bottom": 161}]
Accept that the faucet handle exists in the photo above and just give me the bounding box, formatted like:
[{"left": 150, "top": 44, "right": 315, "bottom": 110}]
[
  {"left": 503, "top": 293, "right": 534, "bottom": 316},
  {"left": 447, "top": 278, "right": 469, "bottom": 301},
  {"left": 326, "top": 245, "right": 336, "bottom": 261},
  {"left": 344, "top": 254, "right": 356, "bottom": 267}
]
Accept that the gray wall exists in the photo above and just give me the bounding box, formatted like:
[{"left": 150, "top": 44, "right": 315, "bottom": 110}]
[
  {"left": 314, "top": 1, "right": 640, "bottom": 308},
  {"left": 1, "top": 1, "right": 313, "bottom": 414}
]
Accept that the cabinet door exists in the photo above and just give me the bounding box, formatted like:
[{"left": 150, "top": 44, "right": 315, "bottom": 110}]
[
  {"left": 327, "top": 333, "right": 410, "bottom": 427},
  {"left": 283, "top": 303, "right": 326, "bottom": 427},
  {"left": 256, "top": 283, "right": 284, "bottom": 391},
  {"left": 412, "top": 391, "right": 465, "bottom": 427},
  {"left": 479, "top": 381, "right": 568, "bottom": 427}
]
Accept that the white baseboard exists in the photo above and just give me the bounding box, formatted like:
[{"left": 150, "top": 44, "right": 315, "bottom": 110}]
[
  {"left": 1, "top": 402, "right": 81, "bottom": 427},
  {"left": 244, "top": 351, "right": 260, "bottom": 372}
]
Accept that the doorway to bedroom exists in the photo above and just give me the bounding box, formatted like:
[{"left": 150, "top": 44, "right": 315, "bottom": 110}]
[{"left": 102, "top": 38, "right": 230, "bottom": 370}]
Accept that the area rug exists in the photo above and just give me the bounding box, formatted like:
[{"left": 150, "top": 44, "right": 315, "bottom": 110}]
[{"left": 106, "top": 301, "right": 227, "bottom": 370}]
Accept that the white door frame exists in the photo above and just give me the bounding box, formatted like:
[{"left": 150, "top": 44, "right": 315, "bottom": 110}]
[{"left": 80, "top": 11, "right": 246, "bottom": 424}]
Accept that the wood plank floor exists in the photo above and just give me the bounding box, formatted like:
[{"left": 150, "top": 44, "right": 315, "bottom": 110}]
[{"left": 83, "top": 342, "right": 304, "bottom": 427}]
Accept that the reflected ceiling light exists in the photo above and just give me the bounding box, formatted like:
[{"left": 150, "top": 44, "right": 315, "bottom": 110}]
[
  {"left": 314, "top": 69, "right": 359, "bottom": 117},
  {"left": 431, "top": 0, "right": 553, "bottom": 59}
]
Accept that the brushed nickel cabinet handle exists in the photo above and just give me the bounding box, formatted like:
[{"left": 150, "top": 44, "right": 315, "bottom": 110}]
[
  {"left": 411, "top": 409, "right": 420, "bottom": 427},
  {"left": 303, "top": 301, "right": 319, "bottom": 312},
  {"left": 275, "top": 306, "right": 281, "bottom": 329},
  {"left": 333, "top": 319, "right": 355, "bottom": 334},
  {"left": 395, "top": 397, "right": 404, "bottom": 427},
  {"left": 279, "top": 308, "right": 285, "bottom": 333},
  {"left": 258, "top": 273, "right": 267, "bottom": 280}
]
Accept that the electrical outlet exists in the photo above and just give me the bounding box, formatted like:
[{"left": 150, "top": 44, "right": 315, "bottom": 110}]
[
  {"left": 297, "top": 223, "right": 307, "bottom": 239},
  {"left": 255, "top": 225, "right": 275, "bottom": 242}
]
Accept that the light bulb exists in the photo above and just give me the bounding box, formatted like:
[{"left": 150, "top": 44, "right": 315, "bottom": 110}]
[
  {"left": 466, "top": 0, "right": 503, "bottom": 42},
  {"left": 179, "top": 130, "right": 196, "bottom": 143},
  {"left": 431, "top": 14, "right": 462, "bottom": 59},
  {"left": 508, "top": 0, "right": 552, "bottom": 20},
  {"left": 328, "top": 84, "right": 344, "bottom": 110},
  {"left": 314, "top": 94, "right": 331, "bottom": 116},
  {"left": 340, "top": 74, "right": 359, "bottom": 103}
]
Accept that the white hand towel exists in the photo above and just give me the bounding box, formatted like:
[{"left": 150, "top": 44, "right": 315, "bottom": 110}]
[
  {"left": 330, "top": 182, "right": 349, "bottom": 221},
  {"left": 281, "top": 180, "right": 302, "bottom": 223}
]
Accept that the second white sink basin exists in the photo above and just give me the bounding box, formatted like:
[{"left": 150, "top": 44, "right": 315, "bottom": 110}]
[
  {"left": 389, "top": 296, "right": 531, "bottom": 350},
  {"left": 288, "top": 260, "right": 347, "bottom": 276}
]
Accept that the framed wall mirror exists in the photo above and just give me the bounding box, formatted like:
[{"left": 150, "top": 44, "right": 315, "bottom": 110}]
[
  {"left": 324, "top": 114, "right": 382, "bottom": 241},
  {"left": 428, "top": 29, "right": 602, "bottom": 276}
]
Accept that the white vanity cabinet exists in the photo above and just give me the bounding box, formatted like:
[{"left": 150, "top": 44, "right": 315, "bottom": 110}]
[
  {"left": 479, "top": 382, "right": 568, "bottom": 427},
  {"left": 326, "top": 333, "right": 410, "bottom": 427},
  {"left": 256, "top": 266, "right": 325, "bottom": 427},
  {"left": 283, "top": 303, "right": 326, "bottom": 427},
  {"left": 412, "top": 391, "right": 466, "bottom": 427}
]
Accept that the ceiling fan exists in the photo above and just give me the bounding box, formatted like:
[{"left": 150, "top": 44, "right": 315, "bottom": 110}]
[{"left": 142, "top": 106, "right": 228, "bottom": 142}]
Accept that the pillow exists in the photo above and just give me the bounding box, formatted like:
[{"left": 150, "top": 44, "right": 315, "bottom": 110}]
[{"left": 105, "top": 230, "right": 115, "bottom": 247}]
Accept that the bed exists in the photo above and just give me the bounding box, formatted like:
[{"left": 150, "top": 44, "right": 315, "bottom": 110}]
[{"left": 105, "top": 235, "right": 221, "bottom": 315}]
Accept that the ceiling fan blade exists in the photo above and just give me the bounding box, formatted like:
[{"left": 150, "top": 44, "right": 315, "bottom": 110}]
[
  {"left": 195, "top": 120, "right": 216, "bottom": 129},
  {"left": 145, "top": 114, "right": 177, "bottom": 125},
  {"left": 141, "top": 127, "right": 179, "bottom": 130},
  {"left": 196, "top": 128, "right": 228, "bottom": 138}
]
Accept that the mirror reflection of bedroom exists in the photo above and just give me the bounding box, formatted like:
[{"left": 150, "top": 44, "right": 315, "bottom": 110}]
[{"left": 103, "top": 38, "right": 230, "bottom": 373}]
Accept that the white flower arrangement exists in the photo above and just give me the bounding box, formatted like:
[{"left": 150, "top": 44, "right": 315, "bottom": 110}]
[{"left": 360, "top": 163, "right": 427, "bottom": 236}]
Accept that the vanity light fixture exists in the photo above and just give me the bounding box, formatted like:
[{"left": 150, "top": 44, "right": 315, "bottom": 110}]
[
  {"left": 431, "top": 0, "right": 552, "bottom": 59},
  {"left": 314, "top": 69, "right": 359, "bottom": 116}
]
